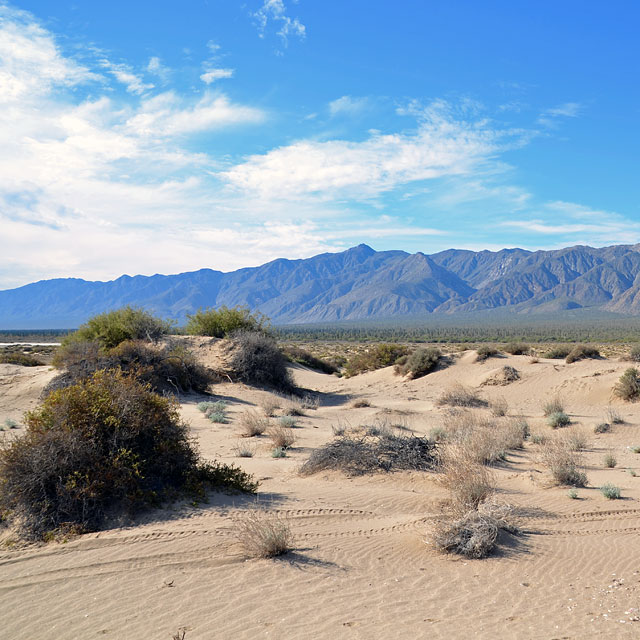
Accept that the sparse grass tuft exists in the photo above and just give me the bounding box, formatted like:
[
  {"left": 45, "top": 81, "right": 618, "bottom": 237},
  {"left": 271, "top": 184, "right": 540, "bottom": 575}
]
[
  {"left": 278, "top": 416, "right": 297, "bottom": 429},
  {"left": 603, "top": 451, "right": 617, "bottom": 468},
  {"left": 271, "top": 447, "right": 286, "bottom": 458},
  {"left": 490, "top": 396, "right": 509, "bottom": 417},
  {"left": 594, "top": 422, "right": 611, "bottom": 434},
  {"left": 268, "top": 425, "right": 296, "bottom": 450},
  {"left": 437, "top": 384, "right": 487, "bottom": 408},
  {"left": 605, "top": 406, "right": 624, "bottom": 424},
  {"left": 235, "top": 510, "right": 293, "bottom": 558},
  {"left": 540, "top": 438, "right": 587, "bottom": 486},
  {"left": 542, "top": 396, "right": 564, "bottom": 416},
  {"left": 232, "top": 442, "right": 255, "bottom": 458},
  {"left": 259, "top": 396, "right": 280, "bottom": 417}
]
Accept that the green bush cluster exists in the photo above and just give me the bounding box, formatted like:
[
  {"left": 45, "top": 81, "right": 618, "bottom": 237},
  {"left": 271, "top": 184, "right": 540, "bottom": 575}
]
[
  {"left": 0, "top": 369, "right": 256, "bottom": 540},
  {"left": 0, "top": 352, "right": 44, "bottom": 366},
  {"left": 614, "top": 367, "right": 640, "bottom": 401},
  {"left": 343, "top": 343, "right": 409, "bottom": 377},
  {"left": 395, "top": 347, "right": 441, "bottom": 379},
  {"left": 281, "top": 345, "right": 339, "bottom": 374},
  {"left": 66, "top": 306, "right": 172, "bottom": 350},
  {"left": 565, "top": 344, "right": 600, "bottom": 364},
  {"left": 475, "top": 345, "right": 500, "bottom": 362},
  {"left": 503, "top": 342, "right": 530, "bottom": 355},
  {"left": 185, "top": 306, "right": 268, "bottom": 338},
  {"left": 543, "top": 345, "right": 573, "bottom": 359}
]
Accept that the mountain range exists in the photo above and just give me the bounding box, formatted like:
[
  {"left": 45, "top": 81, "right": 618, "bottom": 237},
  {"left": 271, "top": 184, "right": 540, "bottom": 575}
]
[{"left": 3, "top": 243, "right": 640, "bottom": 328}]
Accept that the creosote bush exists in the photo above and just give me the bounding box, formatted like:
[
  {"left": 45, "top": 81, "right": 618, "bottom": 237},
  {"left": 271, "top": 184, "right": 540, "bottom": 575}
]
[
  {"left": 185, "top": 305, "right": 269, "bottom": 338},
  {"left": 475, "top": 345, "right": 500, "bottom": 362},
  {"left": 565, "top": 345, "right": 600, "bottom": 364},
  {"left": 343, "top": 343, "right": 409, "bottom": 377},
  {"left": 543, "top": 345, "right": 572, "bottom": 359},
  {"left": 229, "top": 331, "right": 294, "bottom": 392},
  {"left": 614, "top": 367, "right": 640, "bottom": 402},
  {"left": 0, "top": 369, "right": 256, "bottom": 540},
  {"left": 395, "top": 347, "right": 441, "bottom": 379},
  {"left": 63, "top": 306, "right": 171, "bottom": 350},
  {"left": 503, "top": 342, "right": 530, "bottom": 356}
]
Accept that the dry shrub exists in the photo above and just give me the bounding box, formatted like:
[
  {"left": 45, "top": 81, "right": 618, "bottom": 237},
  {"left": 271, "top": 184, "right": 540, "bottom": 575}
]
[
  {"left": 503, "top": 342, "right": 530, "bottom": 356},
  {"left": 0, "top": 369, "right": 256, "bottom": 540},
  {"left": 432, "top": 500, "right": 516, "bottom": 559},
  {"left": 614, "top": 367, "right": 640, "bottom": 402},
  {"left": 236, "top": 510, "right": 293, "bottom": 558},
  {"left": 490, "top": 396, "right": 509, "bottom": 417},
  {"left": 543, "top": 345, "right": 572, "bottom": 359},
  {"left": 300, "top": 393, "right": 320, "bottom": 410},
  {"left": 629, "top": 345, "right": 640, "bottom": 362},
  {"left": 540, "top": 438, "right": 587, "bottom": 486},
  {"left": 566, "top": 345, "right": 600, "bottom": 364},
  {"left": 281, "top": 346, "right": 338, "bottom": 374},
  {"left": 229, "top": 331, "right": 294, "bottom": 392},
  {"left": 300, "top": 433, "right": 436, "bottom": 477},
  {"left": 239, "top": 410, "right": 269, "bottom": 437},
  {"left": 547, "top": 411, "right": 571, "bottom": 428},
  {"left": 437, "top": 384, "right": 487, "bottom": 408},
  {"left": 259, "top": 396, "right": 280, "bottom": 417},
  {"left": 482, "top": 365, "right": 520, "bottom": 386},
  {"left": 559, "top": 427, "right": 589, "bottom": 452},
  {"left": 0, "top": 352, "right": 44, "bottom": 366},
  {"left": 439, "top": 444, "right": 495, "bottom": 510},
  {"left": 351, "top": 398, "right": 371, "bottom": 408},
  {"left": 281, "top": 395, "right": 305, "bottom": 416},
  {"left": 605, "top": 406, "right": 624, "bottom": 424},
  {"left": 475, "top": 345, "right": 500, "bottom": 362},
  {"left": 542, "top": 395, "right": 564, "bottom": 416},
  {"left": 268, "top": 424, "right": 296, "bottom": 449}
]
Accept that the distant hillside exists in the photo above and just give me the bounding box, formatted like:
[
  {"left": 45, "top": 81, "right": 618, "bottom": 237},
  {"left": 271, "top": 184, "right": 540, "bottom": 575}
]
[{"left": 2, "top": 243, "right": 640, "bottom": 328}]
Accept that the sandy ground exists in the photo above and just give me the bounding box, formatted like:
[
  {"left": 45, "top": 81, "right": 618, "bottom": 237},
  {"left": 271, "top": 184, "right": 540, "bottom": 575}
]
[{"left": 2, "top": 347, "right": 640, "bottom": 639}]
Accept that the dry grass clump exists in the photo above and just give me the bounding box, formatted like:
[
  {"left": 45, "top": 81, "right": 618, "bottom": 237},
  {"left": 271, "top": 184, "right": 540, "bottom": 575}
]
[
  {"left": 614, "top": 367, "right": 640, "bottom": 402},
  {"left": 559, "top": 427, "right": 589, "bottom": 451},
  {"left": 475, "top": 345, "right": 500, "bottom": 362},
  {"left": 540, "top": 438, "right": 587, "bottom": 486},
  {"left": 0, "top": 351, "right": 45, "bottom": 366},
  {"left": 232, "top": 442, "right": 256, "bottom": 458},
  {"left": 439, "top": 445, "right": 495, "bottom": 509},
  {"left": 490, "top": 396, "right": 509, "bottom": 417},
  {"left": 259, "top": 396, "right": 280, "bottom": 417},
  {"left": 432, "top": 500, "right": 517, "bottom": 559},
  {"left": 542, "top": 395, "right": 564, "bottom": 416},
  {"left": 268, "top": 425, "right": 296, "bottom": 449},
  {"left": 603, "top": 451, "right": 617, "bottom": 468},
  {"left": 235, "top": 510, "right": 293, "bottom": 558},
  {"left": 594, "top": 422, "right": 611, "bottom": 434},
  {"left": 300, "top": 433, "right": 436, "bottom": 477},
  {"left": 281, "top": 395, "right": 306, "bottom": 416},
  {"left": 281, "top": 345, "right": 339, "bottom": 374},
  {"left": 343, "top": 343, "right": 409, "bottom": 377},
  {"left": 629, "top": 345, "right": 640, "bottom": 362},
  {"left": 605, "top": 406, "right": 624, "bottom": 424},
  {"left": 351, "top": 398, "right": 371, "bottom": 408},
  {"left": 395, "top": 347, "right": 441, "bottom": 379},
  {"left": 503, "top": 342, "right": 530, "bottom": 356},
  {"left": 239, "top": 410, "right": 270, "bottom": 437},
  {"left": 437, "top": 384, "right": 487, "bottom": 408},
  {"left": 565, "top": 344, "right": 600, "bottom": 364}
]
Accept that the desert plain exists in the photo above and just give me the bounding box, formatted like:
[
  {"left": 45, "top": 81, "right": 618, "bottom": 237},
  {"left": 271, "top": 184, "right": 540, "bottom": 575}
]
[{"left": 2, "top": 340, "right": 640, "bottom": 639}]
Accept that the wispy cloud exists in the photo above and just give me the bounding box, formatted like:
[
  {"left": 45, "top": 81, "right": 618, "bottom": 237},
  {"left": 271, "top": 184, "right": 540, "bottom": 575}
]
[
  {"left": 147, "top": 56, "right": 170, "bottom": 83},
  {"left": 99, "top": 59, "right": 154, "bottom": 95},
  {"left": 329, "top": 95, "right": 370, "bottom": 116},
  {"left": 224, "top": 101, "right": 527, "bottom": 201},
  {"left": 538, "top": 101, "right": 583, "bottom": 127},
  {"left": 200, "top": 40, "right": 234, "bottom": 84},
  {"left": 201, "top": 68, "right": 234, "bottom": 84},
  {"left": 253, "top": 0, "right": 306, "bottom": 46}
]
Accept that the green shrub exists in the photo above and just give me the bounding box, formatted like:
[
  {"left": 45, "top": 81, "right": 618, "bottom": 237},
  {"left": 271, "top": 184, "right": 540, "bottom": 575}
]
[
  {"left": 396, "top": 347, "right": 441, "bottom": 379},
  {"left": 629, "top": 345, "right": 640, "bottom": 362},
  {"left": 567, "top": 488, "right": 579, "bottom": 499},
  {"left": 343, "top": 344, "right": 409, "bottom": 377},
  {"left": 600, "top": 483, "right": 621, "bottom": 499},
  {"left": 603, "top": 452, "right": 617, "bottom": 468},
  {"left": 476, "top": 345, "right": 500, "bottom": 362},
  {"left": 543, "top": 345, "right": 572, "bottom": 359},
  {"left": 229, "top": 331, "right": 294, "bottom": 392},
  {"left": 0, "top": 369, "right": 256, "bottom": 540},
  {"left": 547, "top": 411, "right": 571, "bottom": 428},
  {"left": 185, "top": 306, "right": 268, "bottom": 338},
  {"left": 281, "top": 346, "right": 338, "bottom": 374},
  {"left": 566, "top": 345, "right": 600, "bottom": 364},
  {"left": 614, "top": 368, "right": 640, "bottom": 401},
  {"left": 64, "top": 306, "right": 171, "bottom": 350},
  {"left": 503, "top": 342, "right": 530, "bottom": 356}
]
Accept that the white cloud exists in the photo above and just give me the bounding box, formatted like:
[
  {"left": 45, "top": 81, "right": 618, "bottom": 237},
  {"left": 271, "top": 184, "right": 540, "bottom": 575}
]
[
  {"left": 200, "top": 68, "right": 234, "bottom": 84},
  {"left": 253, "top": 0, "right": 306, "bottom": 45},
  {"left": 538, "top": 102, "right": 583, "bottom": 127},
  {"left": 147, "top": 56, "right": 170, "bottom": 83},
  {"left": 100, "top": 59, "right": 154, "bottom": 94},
  {"left": 223, "top": 102, "right": 524, "bottom": 200},
  {"left": 329, "top": 95, "right": 369, "bottom": 116}
]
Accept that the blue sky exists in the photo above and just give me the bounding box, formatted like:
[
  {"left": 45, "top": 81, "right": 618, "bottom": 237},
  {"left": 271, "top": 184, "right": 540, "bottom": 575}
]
[{"left": 0, "top": 1, "right": 638, "bottom": 288}]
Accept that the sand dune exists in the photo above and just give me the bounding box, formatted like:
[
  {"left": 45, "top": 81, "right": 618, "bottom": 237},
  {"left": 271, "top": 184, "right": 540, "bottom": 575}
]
[{"left": 2, "top": 351, "right": 640, "bottom": 638}]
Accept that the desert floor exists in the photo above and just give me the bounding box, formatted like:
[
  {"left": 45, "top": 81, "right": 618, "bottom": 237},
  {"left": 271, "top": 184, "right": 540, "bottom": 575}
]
[{"left": 2, "top": 344, "right": 640, "bottom": 639}]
